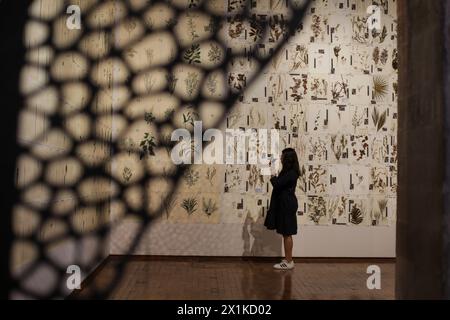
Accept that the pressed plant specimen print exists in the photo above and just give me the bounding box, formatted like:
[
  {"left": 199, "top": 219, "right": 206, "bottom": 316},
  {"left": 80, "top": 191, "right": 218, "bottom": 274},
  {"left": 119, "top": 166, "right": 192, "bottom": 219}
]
[
  {"left": 166, "top": 73, "right": 178, "bottom": 94},
  {"left": 311, "top": 15, "right": 327, "bottom": 41},
  {"left": 352, "top": 16, "right": 369, "bottom": 44},
  {"left": 248, "top": 165, "right": 264, "bottom": 191},
  {"left": 371, "top": 136, "right": 389, "bottom": 164},
  {"left": 183, "top": 44, "right": 201, "bottom": 65},
  {"left": 206, "top": 167, "right": 217, "bottom": 186},
  {"left": 352, "top": 108, "right": 365, "bottom": 132},
  {"left": 181, "top": 197, "right": 198, "bottom": 215},
  {"left": 228, "top": 73, "right": 247, "bottom": 93},
  {"left": 249, "top": 19, "right": 264, "bottom": 42},
  {"left": 308, "top": 165, "right": 327, "bottom": 193},
  {"left": 269, "top": 74, "right": 285, "bottom": 102},
  {"left": 373, "top": 76, "right": 389, "bottom": 101},
  {"left": 290, "top": 106, "right": 306, "bottom": 134},
  {"left": 351, "top": 135, "right": 369, "bottom": 162},
  {"left": 248, "top": 106, "right": 266, "bottom": 127},
  {"left": 331, "top": 76, "right": 349, "bottom": 102},
  {"left": 308, "top": 196, "right": 327, "bottom": 225},
  {"left": 290, "top": 45, "right": 308, "bottom": 71},
  {"left": 144, "top": 112, "right": 156, "bottom": 125},
  {"left": 224, "top": 166, "right": 244, "bottom": 193},
  {"left": 182, "top": 110, "right": 199, "bottom": 128},
  {"left": 392, "top": 48, "right": 399, "bottom": 70},
  {"left": 371, "top": 167, "right": 389, "bottom": 193},
  {"left": 371, "top": 107, "right": 387, "bottom": 132},
  {"left": 350, "top": 205, "right": 364, "bottom": 225},
  {"left": 122, "top": 167, "right": 133, "bottom": 183},
  {"left": 185, "top": 72, "right": 200, "bottom": 98},
  {"left": 298, "top": 165, "right": 307, "bottom": 193},
  {"left": 186, "top": 12, "right": 199, "bottom": 41},
  {"left": 162, "top": 195, "right": 176, "bottom": 219},
  {"left": 328, "top": 196, "right": 347, "bottom": 224},
  {"left": 202, "top": 198, "right": 218, "bottom": 217},
  {"left": 380, "top": 49, "right": 389, "bottom": 65},
  {"left": 183, "top": 167, "right": 200, "bottom": 187},
  {"left": 139, "top": 133, "right": 157, "bottom": 159},
  {"left": 331, "top": 135, "right": 348, "bottom": 161},
  {"left": 227, "top": 0, "right": 246, "bottom": 13},
  {"left": 371, "top": 198, "right": 388, "bottom": 225},
  {"left": 269, "top": 15, "right": 287, "bottom": 43},
  {"left": 187, "top": 0, "right": 200, "bottom": 9},
  {"left": 289, "top": 75, "right": 308, "bottom": 101},
  {"left": 373, "top": 47, "right": 380, "bottom": 65},
  {"left": 349, "top": 201, "right": 366, "bottom": 225},
  {"left": 372, "top": 26, "right": 388, "bottom": 43},
  {"left": 310, "top": 77, "right": 328, "bottom": 100},
  {"left": 309, "top": 137, "right": 328, "bottom": 162},
  {"left": 160, "top": 133, "right": 174, "bottom": 156},
  {"left": 207, "top": 43, "right": 222, "bottom": 63},
  {"left": 205, "top": 73, "right": 219, "bottom": 95},
  {"left": 228, "top": 16, "right": 244, "bottom": 39}
]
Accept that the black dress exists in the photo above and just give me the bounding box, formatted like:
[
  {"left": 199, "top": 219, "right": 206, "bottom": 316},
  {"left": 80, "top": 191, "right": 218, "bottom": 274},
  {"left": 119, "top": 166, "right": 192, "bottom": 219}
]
[{"left": 264, "top": 169, "right": 299, "bottom": 236}]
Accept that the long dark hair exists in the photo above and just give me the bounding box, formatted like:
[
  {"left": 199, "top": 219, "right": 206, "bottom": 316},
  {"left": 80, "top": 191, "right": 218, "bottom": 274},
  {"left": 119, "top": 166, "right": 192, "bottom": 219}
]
[{"left": 280, "top": 148, "right": 300, "bottom": 177}]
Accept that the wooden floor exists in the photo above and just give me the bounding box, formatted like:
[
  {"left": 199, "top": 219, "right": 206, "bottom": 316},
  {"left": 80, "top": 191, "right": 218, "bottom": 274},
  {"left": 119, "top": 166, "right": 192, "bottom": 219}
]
[{"left": 72, "top": 257, "right": 395, "bottom": 300}]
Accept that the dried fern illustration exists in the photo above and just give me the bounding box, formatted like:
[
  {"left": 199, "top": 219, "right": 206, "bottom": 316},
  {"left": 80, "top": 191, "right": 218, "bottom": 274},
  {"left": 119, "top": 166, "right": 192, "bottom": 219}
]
[
  {"left": 183, "top": 44, "right": 201, "bottom": 65},
  {"left": 350, "top": 206, "right": 364, "bottom": 225},
  {"left": 181, "top": 197, "right": 198, "bottom": 215}
]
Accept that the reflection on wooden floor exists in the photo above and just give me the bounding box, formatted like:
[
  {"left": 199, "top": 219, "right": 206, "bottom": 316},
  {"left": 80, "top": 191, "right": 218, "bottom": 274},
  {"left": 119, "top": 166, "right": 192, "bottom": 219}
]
[{"left": 71, "top": 257, "right": 395, "bottom": 300}]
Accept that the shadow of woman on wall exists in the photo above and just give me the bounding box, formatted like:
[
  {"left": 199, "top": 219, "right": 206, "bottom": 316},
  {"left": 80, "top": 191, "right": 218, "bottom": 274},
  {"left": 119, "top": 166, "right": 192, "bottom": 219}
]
[{"left": 242, "top": 211, "right": 282, "bottom": 257}]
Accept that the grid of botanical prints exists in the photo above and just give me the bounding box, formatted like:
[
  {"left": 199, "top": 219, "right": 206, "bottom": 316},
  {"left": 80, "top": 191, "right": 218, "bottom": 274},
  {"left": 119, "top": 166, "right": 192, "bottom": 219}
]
[
  {"left": 144, "top": 0, "right": 398, "bottom": 227},
  {"left": 220, "top": 0, "right": 398, "bottom": 227}
]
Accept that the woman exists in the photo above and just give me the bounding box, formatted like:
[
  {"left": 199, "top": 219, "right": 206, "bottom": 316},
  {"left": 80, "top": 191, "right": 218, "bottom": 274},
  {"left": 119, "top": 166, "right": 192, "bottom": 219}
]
[{"left": 264, "top": 148, "right": 300, "bottom": 270}]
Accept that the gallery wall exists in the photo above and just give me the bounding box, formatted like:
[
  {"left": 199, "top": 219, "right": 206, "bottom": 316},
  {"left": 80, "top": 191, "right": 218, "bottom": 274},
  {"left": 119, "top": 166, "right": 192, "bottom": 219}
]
[{"left": 106, "top": 0, "right": 398, "bottom": 257}]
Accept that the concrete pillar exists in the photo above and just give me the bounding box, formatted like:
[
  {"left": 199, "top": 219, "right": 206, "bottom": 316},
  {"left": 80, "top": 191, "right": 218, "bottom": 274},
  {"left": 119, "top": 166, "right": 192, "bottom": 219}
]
[{"left": 396, "top": 0, "right": 447, "bottom": 299}]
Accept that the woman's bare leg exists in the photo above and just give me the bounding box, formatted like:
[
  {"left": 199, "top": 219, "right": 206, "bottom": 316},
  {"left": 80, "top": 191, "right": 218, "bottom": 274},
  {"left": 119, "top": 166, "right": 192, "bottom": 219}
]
[{"left": 283, "top": 235, "right": 293, "bottom": 263}]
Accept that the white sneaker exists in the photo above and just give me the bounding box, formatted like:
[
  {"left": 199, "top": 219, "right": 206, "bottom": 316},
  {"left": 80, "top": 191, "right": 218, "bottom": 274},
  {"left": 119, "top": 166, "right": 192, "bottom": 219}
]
[{"left": 273, "top": 260, "right": 294, "bottom": 270}]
